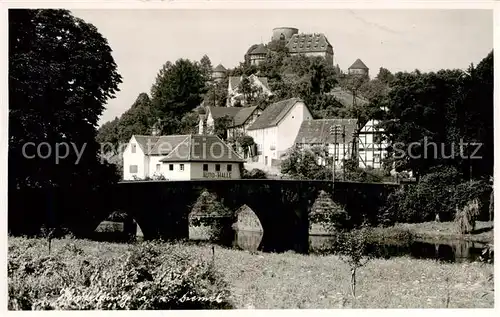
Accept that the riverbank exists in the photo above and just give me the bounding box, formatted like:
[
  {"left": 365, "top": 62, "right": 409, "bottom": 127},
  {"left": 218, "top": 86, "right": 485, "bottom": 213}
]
[
  {"left": 370, "top": 221, "right": 494, "bottom": 244},
  {"left": 8, "top": 237, "right": 493, "bottom": 309}
]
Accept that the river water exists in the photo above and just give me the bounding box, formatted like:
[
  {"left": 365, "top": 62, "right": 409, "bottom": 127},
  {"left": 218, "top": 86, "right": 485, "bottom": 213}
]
[
  {"left": 194, "top": 229, "right": 491, "bottom": 263},
  {"left": 95, "top": 221, "right": 492, "bottom": 263}
]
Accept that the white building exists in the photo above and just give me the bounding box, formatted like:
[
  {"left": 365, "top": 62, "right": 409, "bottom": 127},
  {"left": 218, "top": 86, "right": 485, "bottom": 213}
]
[
  {"left": 123, "top": 134, "right": 244, "bottom": 181},
  {"left": 294, "top": 118, "right": 358, "bottom": 166},
  {"left": 247, "top": 98, "right": 313, "bottom": 166},
  {"left": 357, "top": 119, "right": 389, "bottom": 169},
  {"left": 227, "top": 74, "right": 272, "bottom": 107}
]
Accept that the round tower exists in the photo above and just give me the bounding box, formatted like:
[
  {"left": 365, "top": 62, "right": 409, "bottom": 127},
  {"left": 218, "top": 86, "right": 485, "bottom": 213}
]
[
  {"left": 212, "top": 64, "right": 227, "bottom": 82},
  {"left": 271, "top": 27, "right": 299, "bottom": 42}
]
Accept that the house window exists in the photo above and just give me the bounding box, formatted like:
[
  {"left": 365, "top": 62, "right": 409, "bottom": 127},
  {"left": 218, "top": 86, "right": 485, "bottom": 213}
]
[
  {"left": 203, "top": 164, "right": 208, "bottom": 171},
  {"left": 265, "top": 156, "right": 268, "bottom": 165},
  {"left": 131, "top": 144, "right": 136, "bottom": 153},
  {"left": 227, "top": 164, "right": 232, "bottom": 172},
  {"left": 215, "top": 164, "right": 220, "bottom": 172},
  {"left": 180, "top": 164, "right": 185, "bottom": 171},
  {"left": 156, "top": 164, "right": 161, "bottom": 172},
  {"left": 169, "top": 164, "right": 174, "bottom": 171},
  {"left": 373, "top": 154, "right": 381, "bottom": 164},
  {"left": 129, "top": 165, "right": 138, "bottom": 173}
]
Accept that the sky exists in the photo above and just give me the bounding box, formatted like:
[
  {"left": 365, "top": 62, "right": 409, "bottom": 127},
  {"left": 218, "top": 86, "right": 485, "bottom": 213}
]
[{"left": 70, "top": 9, "right": 493, "bottom": 125}]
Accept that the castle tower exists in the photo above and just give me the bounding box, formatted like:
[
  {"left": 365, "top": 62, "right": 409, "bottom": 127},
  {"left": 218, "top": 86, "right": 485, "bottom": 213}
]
[
  {"left": 212, "top": 64, "right": 227, "bottom": 82},
  {"left": 271, "top": 27, "right": 299, "bottom": 43},
  {"left": 248, "top": 44, "right": 268, "bottom": 66},
  {"left": 348, "top": 59, "right": 369, "bottom": 77}
]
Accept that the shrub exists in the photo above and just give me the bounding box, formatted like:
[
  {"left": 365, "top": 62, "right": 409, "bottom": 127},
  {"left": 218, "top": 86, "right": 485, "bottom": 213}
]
[
  {"left": 241, "top": 168, "right": 267, "bottom": 179},
  {"left": 8, "top": 238, "right": 234, "bottom": 310},
  {"left": 379, "top": 165, "right": 491, "bottom": 224},
  {"left": 455, "top": 199, "right": 480, "bottom": 234}
]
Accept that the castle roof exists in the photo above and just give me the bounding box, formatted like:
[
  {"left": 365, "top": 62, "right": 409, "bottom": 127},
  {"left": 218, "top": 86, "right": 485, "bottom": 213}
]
[
  {"left": 246, "top": 44, "right": 259, "bottom": 55},
  {"left": 349, "top": 58, "right": 369, "bottom": 70},
  {"left": 286, "top": 33, "right": 332, "bottom": 54},
  {"left": 213, "top": 64, "right": 226, "bottom": 72},
  {"left": 250, "top": 44, "right": 268, "bottom": 55},
  {"left": 248, "top": 98, "right": 304, "bottom": 130},
  {"left": 294, "top": 119, "right": 358, "bottom": 145}
]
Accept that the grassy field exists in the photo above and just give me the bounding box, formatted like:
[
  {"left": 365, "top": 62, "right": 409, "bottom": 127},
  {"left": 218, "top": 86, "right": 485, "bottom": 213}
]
[{"left": 8, "top": 237, "right": 494, "bottom": 309}]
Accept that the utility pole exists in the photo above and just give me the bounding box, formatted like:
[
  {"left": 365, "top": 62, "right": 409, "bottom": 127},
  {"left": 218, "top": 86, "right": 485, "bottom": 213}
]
[
  {"left": 342, "top": 125, "right": 346, "bottom": 181},
  {"left": 330, "top": 125, "right": 342, "bottom": 184}
]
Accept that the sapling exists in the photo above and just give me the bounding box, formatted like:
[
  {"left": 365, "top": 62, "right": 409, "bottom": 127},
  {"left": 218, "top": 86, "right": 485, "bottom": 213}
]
[{"left": 334, "top": 226, "right": 372, "bottom": 299}]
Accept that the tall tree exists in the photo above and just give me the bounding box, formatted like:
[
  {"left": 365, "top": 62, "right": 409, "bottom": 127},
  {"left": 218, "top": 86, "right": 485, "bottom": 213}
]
[
  {"left": 237, "top": 75, "right": 264, "bottom": 105},
  {"left": 96, "top": 117, "right": 120, "bottom": 151},
  {"left": 203, "top": 77, "right": 228, "bottom": 107},
  {"left": 9, "top": 9, "right": 122, "bottom": 234},
  {"left": 150, "top": 59, "right": 206, "bottom": 134},
  {"left": 200, "top": 54, "right": 213, "bottom": 83},
  {"left": 380, "top": 55, "right": 494, "bottom": 181},
  {"left": 376, "top": 67, "right": 395, "bottom": 85},
  {"left": 116, "top": 93, "right": 155, "bottom": 144},
  {"left": 461, "top": 51, "right": 493, "bottom": 179}
]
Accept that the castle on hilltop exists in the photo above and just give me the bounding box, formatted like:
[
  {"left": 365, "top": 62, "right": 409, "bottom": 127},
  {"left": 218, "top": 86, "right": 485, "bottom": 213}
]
[{"left": 246, "top": 27, "right": 334, "bottom": 66}]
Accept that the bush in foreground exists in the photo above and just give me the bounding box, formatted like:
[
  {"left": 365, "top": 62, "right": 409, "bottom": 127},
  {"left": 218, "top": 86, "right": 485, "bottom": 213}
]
[{"left": 8, "top": 238, "right": 233, "bottom": 310}]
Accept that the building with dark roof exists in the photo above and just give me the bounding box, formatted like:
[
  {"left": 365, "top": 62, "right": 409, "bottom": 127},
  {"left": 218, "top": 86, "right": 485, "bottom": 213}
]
[
  {"left": 247, "top": 98, "right": 313, "bottom": 166},
  {"left": 294, "top": 119, "right": 358, "bottom": 167},
  {"left": 348, "top": 58, "right": 369, "bottom": 76},
  {"left": 198, "top": 105, "right": 263, "bottom": 140},
  {"left": 285, "top": 33, "right": 334, "bottom": 65},
  {"left": 123, "top": 134, "right": 244, "bottom": 180},
  {"left": 247, "top": 44, "right": 268, "bottom": 66},
  {"left": 212, "top": 64, "right": 227, "bottom": 82}
]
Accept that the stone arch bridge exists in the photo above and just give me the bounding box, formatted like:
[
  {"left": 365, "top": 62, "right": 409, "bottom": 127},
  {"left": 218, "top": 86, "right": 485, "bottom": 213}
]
[{"left": 9, "top": 180, "right": 399, "bottom": 252}]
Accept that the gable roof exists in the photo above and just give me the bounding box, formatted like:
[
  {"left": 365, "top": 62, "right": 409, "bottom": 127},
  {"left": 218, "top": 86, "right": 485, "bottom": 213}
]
[
  {"left": 349, "top": 58, "right": 369, "bottom": 70},
  {"left": 231, "top": 106, "right": 259, "bottom": 127},
  {"left": 286, "top": 33, "right": 332, "bottom": 54},
  {"left": 213, "top": 64, "right": 226, "bottom": 72},
  {"left": 132, "top": 135, "right": 160, "bottom": 154},
  {"left": 229, "top": 75, "right": 270, "bottom": 91},
  {"left": 208, "top": 106, "right": 241, "bottom": 120},
  {"left": 148, "top": 135, "right": 190, "bottom": 155},
  {"left": 294, "top": 119, "right": 358, "bottom": 145},
  {"left": 159, "top": 135, "right": 244, "bottom": 163},
  {"left": 247, "top": 98, "right": 303, "bottom": 130}
]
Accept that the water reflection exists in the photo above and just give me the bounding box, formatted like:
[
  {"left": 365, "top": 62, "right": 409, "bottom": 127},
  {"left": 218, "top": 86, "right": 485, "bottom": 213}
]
[{"left": 222, "top": 230, "right": 491, "bottom": 263}]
